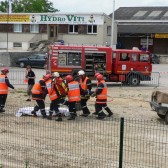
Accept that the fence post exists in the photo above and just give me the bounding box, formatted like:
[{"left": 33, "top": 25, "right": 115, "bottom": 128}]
[
  {"left": 119, "top": 117, "right": 124, "bottom": 168},
  {"left": 158, "top": 72, "right": 160, "bottom": 87}
]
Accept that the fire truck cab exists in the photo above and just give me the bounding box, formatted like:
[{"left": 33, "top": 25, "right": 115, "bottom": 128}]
[{"left": 47, "top": 45, "right": 152, "bottom": 86}]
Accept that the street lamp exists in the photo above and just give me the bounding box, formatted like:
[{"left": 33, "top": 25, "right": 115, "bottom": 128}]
[{"left": 111, "top": 0, "right": 115, "bottom": 48}]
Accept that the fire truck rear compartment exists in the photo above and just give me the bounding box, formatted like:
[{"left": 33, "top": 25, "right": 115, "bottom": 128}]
[{"left": 85, "top": 52, "right": 106, "bottom": 76}]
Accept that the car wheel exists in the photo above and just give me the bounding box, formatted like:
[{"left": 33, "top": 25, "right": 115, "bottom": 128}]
[{"left": 20, "top": 62, "right": 25, "bottom": 68}]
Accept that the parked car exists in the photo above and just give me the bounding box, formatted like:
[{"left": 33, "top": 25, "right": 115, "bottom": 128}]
[
  {"left": 0, "top": 63, "right": 4, "bottom": 67},
  {"left": 16, "top": 54, "right": 47, "bottom": 68},
  {"left": 151, "top": 54, "right": 160, "bottom": 64}
]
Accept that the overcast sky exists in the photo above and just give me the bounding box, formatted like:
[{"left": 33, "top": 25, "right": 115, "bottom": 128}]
[{"left": 51, "top": 0, "right": 168, "bottom": 15}]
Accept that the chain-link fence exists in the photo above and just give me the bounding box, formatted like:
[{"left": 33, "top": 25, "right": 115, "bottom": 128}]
[{"left": 0, "top": 105, "right": 167, "bottom": 167}]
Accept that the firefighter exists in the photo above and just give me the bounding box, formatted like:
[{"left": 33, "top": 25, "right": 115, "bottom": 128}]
[
  {"left": 0, "top": 68, "right": 15, "bottom": 112},
  {"left": 31, "top": 77, "right": 47, "bottom": 118},
  {"left": 91, "top": 74, "right": 113, "bottom": 119},
  {"left": 53, "top": 72, "right": 68, "bottom": 104},
  {"left": 53, "top": 72, "right": 68, "bottom": 121},
  {"left": 78, "top": 70, "right": 92, "bottom": 117},
  {"left": 64, "top": 75, "right": 80, "bottom": 120},
  {"left": 44, "top": 74, "right": 60, "bottom": 120}
]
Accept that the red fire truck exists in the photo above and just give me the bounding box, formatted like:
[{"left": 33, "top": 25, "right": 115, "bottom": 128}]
[{"left": 47, "top": 45, "right": 152, "bottom": 86}]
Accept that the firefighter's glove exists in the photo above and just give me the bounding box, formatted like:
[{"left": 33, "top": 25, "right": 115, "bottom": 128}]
[{"left": 91, "top": 92, "right": 96, "bottom": 97}]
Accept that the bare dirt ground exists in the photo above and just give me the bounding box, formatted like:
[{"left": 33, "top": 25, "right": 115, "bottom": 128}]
[{"left": 0, "top": 85, "right": 168, "bottom": 168}]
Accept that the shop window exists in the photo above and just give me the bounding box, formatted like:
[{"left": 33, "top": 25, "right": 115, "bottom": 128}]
[
  {"left": 30, "top": 24, "right": 39, "bottom": 33},
  {"left": 0, "top": 24, "right": 13, "bottom": 32},
  {"left": 78, "top": 25, "right": 87, "bottom": 34},
  {"left": 39, "top": 24, "right": 47, "bottom": 33},
  {"left": 69, "top": 25, "right": 78, "bottom": 34},
  {"left": 23, "top": 24, "right": 30, "bottom": 33},
  {"left": 14, "top": 24, "right": 22, "bottom": 33},
  {"left": 58, "top": 25, "right": 68, "bottom": 33},
  {"left": 87, "top": 25, "right": 97, "bottom": 34}
]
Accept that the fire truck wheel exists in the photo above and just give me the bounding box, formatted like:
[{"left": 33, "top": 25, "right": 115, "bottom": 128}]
[{"left": 129, "top": 75, "right": 140, "bottom": 86}]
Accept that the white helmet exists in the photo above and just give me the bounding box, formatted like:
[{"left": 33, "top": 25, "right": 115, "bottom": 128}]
[
  {"left": 54, "top": 72, "right": 60, "bottom": 77},
  {"left": 78, "top": 70, "right": 85, "bottom": 75}
]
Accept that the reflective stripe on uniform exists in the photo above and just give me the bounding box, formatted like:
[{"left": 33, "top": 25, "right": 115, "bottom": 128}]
[
  {"left": 32, "top": 90, "right": 41, "bottom": 94},
  {"left": 0, "top": 78, "right": 5, "bottom": 83},
  {"left": 69, "top": 84, "right": 79, "bottom": 90},
  {"left": 68, "top": 96, "right": 80, "bottom": 101}
]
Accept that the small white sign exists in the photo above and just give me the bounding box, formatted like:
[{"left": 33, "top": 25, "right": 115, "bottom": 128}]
[{"left": 122, "top": 65, "right": 126, "bottom": 70}]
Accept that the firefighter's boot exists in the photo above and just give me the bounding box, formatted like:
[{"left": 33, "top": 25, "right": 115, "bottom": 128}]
[
  {"left": 41, "top": 109, "right": 47, "bottom": 119},
  {"left": 104, "top": 106, "right": 113, "bottom": 117},
  {"left": 80, "top": 106, "right": 90, "bottom": 117},
  {"left": 55, "top": 113, "right": 63, "bottom": 122},
  {"left": 96, "top": 111, "right": 106, "bottom": 120},
  {"left": 67, "top": 112, "right": 76, "bottom": 120},
  {"left": 47, "top": 111, "right": 53, "bottom": 120},
  {"left": 31, "top": 110, "right": 37, "bottom": 117},
  {"left": 0, "top": 108, "right": 5, "bottom": 113},
  {"left": 0, "top": 105, "right": 5, "bottom": 113},
  {"left": 31, "top": 105, "right": 39, "bottom": 117}
]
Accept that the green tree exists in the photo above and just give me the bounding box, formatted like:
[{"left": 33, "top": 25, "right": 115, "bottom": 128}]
[{"left": 0, "top": 0, "right": 59, "bottom": 13}]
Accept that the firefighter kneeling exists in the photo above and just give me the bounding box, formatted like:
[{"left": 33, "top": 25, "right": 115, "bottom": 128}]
[{"left": 91, "top": 74, "right": 113, "bottom": 119}]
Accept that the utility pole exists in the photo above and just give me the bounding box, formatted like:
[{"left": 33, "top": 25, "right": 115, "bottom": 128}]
[
  {"left": 8, "top": 0, "right": 12, "bottom": 14},
  {"left": 146, "top": 34, "right": 149, "bottom": 51},
  {"left": 111, "top": 0, "right": 115, "bottom": 48}
]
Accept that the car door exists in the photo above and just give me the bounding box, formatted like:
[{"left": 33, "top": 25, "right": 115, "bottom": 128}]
[
  {"left": 36, "top": 55, "right": 45, "bottom": 67},
  {"left": 28, "top": 55, "right": 38, "bottom": 67}
]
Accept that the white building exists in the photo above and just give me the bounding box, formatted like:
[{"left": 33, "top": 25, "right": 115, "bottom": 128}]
[{"left": 0, "top": 12, "right": 117, "bottom": 50}]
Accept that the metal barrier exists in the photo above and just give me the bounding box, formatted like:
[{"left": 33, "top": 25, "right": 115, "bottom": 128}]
[
  {"left": 8, "top": 70, "right": 26, "bottom": 85},
  {"left": 7, "top": 70, "right": 161, "bottom": 87},
  {"left": 0, "top": 105, "right": 167, "bottom": 167},
  {"left": 121, "top": 72, "right": 160, "bottom": 87}
]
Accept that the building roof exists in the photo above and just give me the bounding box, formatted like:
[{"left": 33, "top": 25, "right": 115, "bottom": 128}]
[
  {"left": 113, "top": 7, "right": 168, "bottom": 20},
  {"left": 111, "top": 7, "right": 168, "bottom": 33}
]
